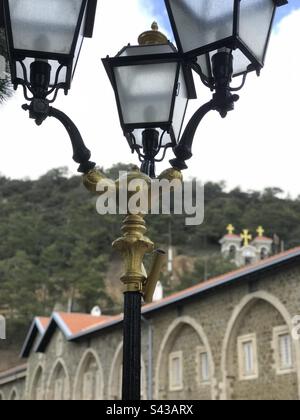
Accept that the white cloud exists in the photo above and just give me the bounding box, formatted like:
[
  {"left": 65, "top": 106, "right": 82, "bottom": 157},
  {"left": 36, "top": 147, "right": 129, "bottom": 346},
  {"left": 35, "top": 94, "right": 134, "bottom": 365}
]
[{"left": 0, "top": 4, "right": 299, "bottom": 197}]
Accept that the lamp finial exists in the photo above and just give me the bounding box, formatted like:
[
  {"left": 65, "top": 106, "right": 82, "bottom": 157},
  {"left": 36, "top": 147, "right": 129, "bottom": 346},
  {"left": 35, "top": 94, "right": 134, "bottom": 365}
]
[
  {"left": 151, "top": 21, "right": 159, "bottom": 31},
  {"left": 138, "top": 22, "right": 168, "bottom": 46}
]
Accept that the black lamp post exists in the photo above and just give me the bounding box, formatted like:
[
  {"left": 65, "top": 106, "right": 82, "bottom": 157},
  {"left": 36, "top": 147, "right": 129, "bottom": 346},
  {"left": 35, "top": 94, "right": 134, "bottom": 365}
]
[
  {"left": 163, "top": 0, "right": 288, "bottom": 170},
  {"left": 3, "top": 0, "right": 98, "bottom": 173},
  {"left": 102, "top": 22, "right": 196, "bottom": 178}
]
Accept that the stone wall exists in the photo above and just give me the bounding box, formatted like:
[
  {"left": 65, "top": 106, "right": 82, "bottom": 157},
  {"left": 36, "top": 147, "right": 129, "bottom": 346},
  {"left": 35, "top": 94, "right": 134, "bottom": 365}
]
[{"left": 0, "top": 376, "right": 25, "bottom": 401}]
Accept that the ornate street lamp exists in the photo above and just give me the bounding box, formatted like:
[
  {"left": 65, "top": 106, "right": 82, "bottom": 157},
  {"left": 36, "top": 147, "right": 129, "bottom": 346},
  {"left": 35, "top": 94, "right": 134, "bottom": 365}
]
[
  {"left": 163, "top": 0, "right": 288, "bottom": 170},
  {"left": 2, "top": 0, "right": 98, "bottom": 173},
  {"left": 93, "top": 23, "right": 188, "bottom": 401},
  {"left": 102, "top": 22, "right": 196, "bottom": 178}
]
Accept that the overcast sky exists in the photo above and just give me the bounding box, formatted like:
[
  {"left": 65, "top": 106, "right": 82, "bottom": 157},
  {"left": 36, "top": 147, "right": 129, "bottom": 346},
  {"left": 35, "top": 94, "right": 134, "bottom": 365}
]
[{"left": 0, "top": 0, "right": 300, "bottom": 196}]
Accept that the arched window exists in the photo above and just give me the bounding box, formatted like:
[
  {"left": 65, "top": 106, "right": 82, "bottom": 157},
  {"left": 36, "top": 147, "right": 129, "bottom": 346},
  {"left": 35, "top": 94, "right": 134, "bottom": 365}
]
[
  {"left": 47, "top": 360, "right": 70, "bottom": 401},
  {"left": 222, "top": 293, "right": 299, "bottom": 400},
  {"left": 155, "top": 317, "right": 215, "bottom": 401},
  {"left": 229, "top": 245, "right": 237, "bottom": 260},
  {"left": 30, "top": 366, "right": 44, "bottom": 400},
  {"left": 260, "top": 247, "right": 268, "bottom": 260},
  {"left": 74, "top": 350, "right": 103, "bottom": 400},
  {"left": 9, "top": 388, "right": 19, "bottom": 401},
  {"left": 245, "top": 256, "right": 253, "bottom": 265}
]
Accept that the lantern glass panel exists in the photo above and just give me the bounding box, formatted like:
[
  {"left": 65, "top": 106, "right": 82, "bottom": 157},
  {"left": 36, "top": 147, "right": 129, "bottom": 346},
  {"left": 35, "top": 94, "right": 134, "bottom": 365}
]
[
  {"left": 172, "top": 66, "right": 188, "bottom": 141},
  {"left": 239, "top": 0, "right": 275, "bottom": 62},
  {"left": 114, "top": 62, "right": 178, "bottom": 125},
  {"left": 197, "top": 48, "right": 252, "bottom": 78},
  {"left": 16, "top": 58, "right": 67, "bottom": 86},
  {"left": 8, "top": 0, "right": 83, "bottom": 54},
  {"left": 72, "top": 5, "right": 87, "bottom": 75},
  {"left": 133, "top": 128, "right": 173, "bottom": 148},
  {"left": 168, "top": 0, "right": 234, "bottom": 53}
]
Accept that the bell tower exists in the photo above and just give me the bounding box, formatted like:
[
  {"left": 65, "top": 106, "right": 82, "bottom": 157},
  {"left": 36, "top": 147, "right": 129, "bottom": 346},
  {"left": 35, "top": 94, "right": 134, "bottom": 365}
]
[
  {"left": 220, "top": 225, "right": 274, "bottom": 267},
  {"left": 219, "top": 225, "right": 242, "bottom": 264}
]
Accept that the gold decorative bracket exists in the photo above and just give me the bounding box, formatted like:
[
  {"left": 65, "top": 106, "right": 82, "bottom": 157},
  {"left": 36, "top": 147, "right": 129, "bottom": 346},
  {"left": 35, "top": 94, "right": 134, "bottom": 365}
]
[{"left": 82, "top": 167, "right": 182, "bottom": 300}]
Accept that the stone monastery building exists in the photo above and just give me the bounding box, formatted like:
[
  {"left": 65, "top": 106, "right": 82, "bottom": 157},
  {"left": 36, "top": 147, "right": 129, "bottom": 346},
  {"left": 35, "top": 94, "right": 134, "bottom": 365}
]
[{"left": 0, "top": 247, "right": 300, "bottom": 401}]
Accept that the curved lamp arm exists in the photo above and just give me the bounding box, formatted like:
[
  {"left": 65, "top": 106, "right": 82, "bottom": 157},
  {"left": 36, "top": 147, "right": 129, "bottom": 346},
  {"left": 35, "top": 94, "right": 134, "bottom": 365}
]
[
  {"left": 170, "top": 94, "right": 239, "bottom": 171},
  {"left": 22, "top": 99, "right": 96, "bottom": 174},
  {"left": 48, "top": 107, "right": 96, "bottom": 174},
  {"left": 170, "top": 100, "right": 215, "bottom": 171}
]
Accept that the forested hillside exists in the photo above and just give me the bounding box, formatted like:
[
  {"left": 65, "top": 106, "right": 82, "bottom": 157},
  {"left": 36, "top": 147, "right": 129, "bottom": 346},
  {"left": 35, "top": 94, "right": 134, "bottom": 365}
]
[{"left": 0, "top": 164, "right": 299, "bottom": 345}]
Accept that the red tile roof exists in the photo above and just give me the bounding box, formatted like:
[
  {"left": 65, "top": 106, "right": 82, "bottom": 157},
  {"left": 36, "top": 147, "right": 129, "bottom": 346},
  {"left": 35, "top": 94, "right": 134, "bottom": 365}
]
[
  {"left": 36, "top": 317, "right": 50, "bottom": 331},
  {"left": 56, "top": 312, "right": 113, "bottom": 335}
]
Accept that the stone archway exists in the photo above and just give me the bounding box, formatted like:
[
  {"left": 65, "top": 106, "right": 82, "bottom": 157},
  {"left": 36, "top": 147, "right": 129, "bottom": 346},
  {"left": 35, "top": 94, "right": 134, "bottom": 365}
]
[
  {"left": 73, "top": 349, "right": 104, "bottom": 400},
  {"left": 108, "top": 342, "right": 147, "bottom": 400},
  {"left": 221, "top": 291, "right": 300, "bottom": 400},
  {"left": 29, "top": 364, "right": 44, "bottom": 400},
  {"left": 8, "top": 387, "right": 19, "bottom": 401},
  {"left": 155, "top": 316, "right": 215, "bottom": 400},
  {"left": 46, "top": 358, "right": 71, "bottom": 401}
]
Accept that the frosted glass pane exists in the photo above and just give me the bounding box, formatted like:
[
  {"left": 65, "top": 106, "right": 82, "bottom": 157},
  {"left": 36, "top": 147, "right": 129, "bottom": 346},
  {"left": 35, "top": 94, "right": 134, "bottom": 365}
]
[
  {"left": 9, "top": 0, "right": 83, "bottom": 54},
  {"left": 129, "top": 66, "right": 188, "bottom": 147},
  {"left": 120, "top": 44, "right": 175, "bottom": 57},
  {"left": 172, "top": 66, "right": 188, "bottom": 141},
  {"left": 231, "top": 49, "right": 252, "bottom": 76},
  {"left": 114, "top": 63, "right": 177, "bottom": 125},
  {"left": 197, "top": 49, "right": 251, "bottom": 77},
  {"left": 168, "top": 0, "right": 234, "bottom": 53},
  {"left": 16, "top": 58, "right": 67, "bottom": 86},
  {"left": 72, "top": 6, "right": 86, "bottom": 76},
  {"left": 133, "top": 128, "right": 173, "bottom": 148},
  {"left": 240, "top": 0, "right": 275, "bottom": 62},
  {"left": 196, "top": 54, "right": 211, "bottom": 78}
]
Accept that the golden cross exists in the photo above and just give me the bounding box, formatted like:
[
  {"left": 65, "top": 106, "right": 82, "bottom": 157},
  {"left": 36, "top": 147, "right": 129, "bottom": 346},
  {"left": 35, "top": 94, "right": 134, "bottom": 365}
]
[
  {"left": 241, "top": 229, "right": 252, "bottom": 247},
  {"left": 227, "top": 224, "right": 235, "bottom": 235},
  {"left": 257, "top": 226, "right": 265, "bottom": 238}
]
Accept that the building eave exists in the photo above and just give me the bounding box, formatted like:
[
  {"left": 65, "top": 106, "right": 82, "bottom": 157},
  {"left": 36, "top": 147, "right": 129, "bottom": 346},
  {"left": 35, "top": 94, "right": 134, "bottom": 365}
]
[
  {"left": 20, "top": 317, "right": 49, "bottom": 359},
  {"left": 0, "top": 365, "right": 27, "bottom": 386}
]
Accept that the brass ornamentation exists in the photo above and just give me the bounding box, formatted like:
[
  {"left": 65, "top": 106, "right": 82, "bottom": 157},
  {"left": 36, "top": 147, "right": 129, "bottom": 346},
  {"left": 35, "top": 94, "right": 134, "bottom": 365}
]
[
  {"left": 83, "top": 166, "right": 181, "bottom": 300},
  {"left": 138, "top": 22, "right": 168, "bottom": 46}
]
